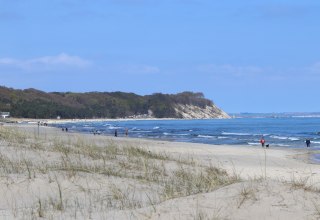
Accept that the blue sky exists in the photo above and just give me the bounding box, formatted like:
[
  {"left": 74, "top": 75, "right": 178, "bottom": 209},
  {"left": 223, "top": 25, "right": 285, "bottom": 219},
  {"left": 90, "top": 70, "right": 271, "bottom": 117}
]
[{"left": 1, "top": 0, "right": 320, "bottom": 113}]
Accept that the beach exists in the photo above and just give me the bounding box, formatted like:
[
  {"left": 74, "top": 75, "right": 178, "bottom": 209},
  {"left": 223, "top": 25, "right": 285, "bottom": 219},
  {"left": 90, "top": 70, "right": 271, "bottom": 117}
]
[{"left": 0, "top": 123, "right": 320, "bottom": 219}]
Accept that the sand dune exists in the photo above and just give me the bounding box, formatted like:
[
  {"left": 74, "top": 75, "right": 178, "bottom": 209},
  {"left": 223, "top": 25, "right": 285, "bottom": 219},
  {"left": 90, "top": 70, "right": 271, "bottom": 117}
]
[{"left": 0, "top": 123, "right": 319, "bottom": 219}]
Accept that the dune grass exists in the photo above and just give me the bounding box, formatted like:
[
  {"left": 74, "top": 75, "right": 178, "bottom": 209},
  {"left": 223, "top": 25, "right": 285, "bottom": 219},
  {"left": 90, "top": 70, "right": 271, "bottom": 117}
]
[
  {"left": 0, "top": 126, "right": 240, "bottom": 219},
  {"left": 2, "top": 125, "right": 319, "bottom": 219}
]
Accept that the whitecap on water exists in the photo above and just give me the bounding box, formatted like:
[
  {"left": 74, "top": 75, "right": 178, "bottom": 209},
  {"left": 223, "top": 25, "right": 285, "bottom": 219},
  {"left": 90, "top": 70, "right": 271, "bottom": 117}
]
[
  {"left": 248, "top": 142, "right": 260, "bottom": 145},
  {"left": 108, "top": 126, "right": 123, "bottom": 130},
  {"left": 270, "top": 136, "right": 300, "bottom": 141},
  {"left": 131, "top": 130, "right": 152, "bottom": 133},
  {"left": 222, "top": 132, "right": 251, "bottom": 136},
  {"left": 197, "top": 135, "right": 215, "bottom": 139},
  {"left": 288, "top": 137, "right": 300, "bottom": 141},
  {"left": 270, "top": 135, "right": 288, "bottom": 140}
]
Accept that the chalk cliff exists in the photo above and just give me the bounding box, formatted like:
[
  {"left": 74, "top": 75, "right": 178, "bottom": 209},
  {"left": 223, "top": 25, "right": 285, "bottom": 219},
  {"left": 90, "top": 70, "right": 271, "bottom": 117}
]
[{"left": 173, "top": 104, "right": 230, "bottom": 119}]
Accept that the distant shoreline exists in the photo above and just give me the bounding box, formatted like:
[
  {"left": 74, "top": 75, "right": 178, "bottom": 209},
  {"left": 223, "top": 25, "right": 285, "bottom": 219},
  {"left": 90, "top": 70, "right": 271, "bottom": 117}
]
[
  {"left": 5, "top": 117, "right": 320, "bottom": 154},
  {"left": 4, "top": 117, "right": 229, "bottom": 124},
  {"left": 8, "top": 122, "right": 320, "bottom": 174}
]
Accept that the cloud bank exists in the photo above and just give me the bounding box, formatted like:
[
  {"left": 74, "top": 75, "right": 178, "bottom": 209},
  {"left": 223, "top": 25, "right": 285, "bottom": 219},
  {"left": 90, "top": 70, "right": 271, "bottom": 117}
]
[{"left": 0, "top": 53, "right": 91, "bottom": 71}]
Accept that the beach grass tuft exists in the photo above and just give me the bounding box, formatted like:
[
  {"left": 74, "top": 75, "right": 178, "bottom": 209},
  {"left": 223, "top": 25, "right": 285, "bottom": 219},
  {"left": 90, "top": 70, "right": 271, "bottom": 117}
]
[{"left": 0, "top": 126, "right": 239, "bottom": 219}]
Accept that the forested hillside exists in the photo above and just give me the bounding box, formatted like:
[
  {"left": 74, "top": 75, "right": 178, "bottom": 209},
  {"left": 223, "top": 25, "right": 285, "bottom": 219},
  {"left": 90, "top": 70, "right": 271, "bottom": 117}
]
[{"left": 0, "top": 86, "right": 229, "bottom": 119}]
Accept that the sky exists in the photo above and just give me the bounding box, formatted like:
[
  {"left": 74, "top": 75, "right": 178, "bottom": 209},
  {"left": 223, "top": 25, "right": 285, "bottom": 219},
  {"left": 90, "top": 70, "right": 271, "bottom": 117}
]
[{"left": 1, "top": 0, "right": 320, "bottom": 113}]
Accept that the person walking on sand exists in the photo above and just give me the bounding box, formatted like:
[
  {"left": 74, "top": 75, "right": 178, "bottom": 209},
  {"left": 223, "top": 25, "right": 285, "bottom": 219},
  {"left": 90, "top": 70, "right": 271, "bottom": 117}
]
[
  {"left": 306, "top": 139, "right": 311, "bottom": 148},
  {"left": 125, "top": 128, "right": 128, "bottom": 137},
  {"left": 260, "top": 137, "right": 265, "bottom": 147},
  {"left": 114, "top": 129, "right": 118, "bottom": 137}
]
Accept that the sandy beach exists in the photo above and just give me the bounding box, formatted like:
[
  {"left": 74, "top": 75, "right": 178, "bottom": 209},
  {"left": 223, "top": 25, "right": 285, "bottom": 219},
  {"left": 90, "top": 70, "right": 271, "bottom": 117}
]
[{"left": 0, "top": 123, "right": 320, "bottom": 219}]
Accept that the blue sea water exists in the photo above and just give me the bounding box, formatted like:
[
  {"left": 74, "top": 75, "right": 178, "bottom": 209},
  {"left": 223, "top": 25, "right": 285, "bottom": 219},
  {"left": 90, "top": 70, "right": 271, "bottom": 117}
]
[{"left": 52, "top": 117, "right": 320, "bottom": 149}]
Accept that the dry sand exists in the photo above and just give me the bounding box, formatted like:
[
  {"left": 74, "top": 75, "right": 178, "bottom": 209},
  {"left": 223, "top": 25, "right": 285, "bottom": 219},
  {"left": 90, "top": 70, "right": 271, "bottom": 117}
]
[{"left": 0, "top": 123, "right": 320, "bottom": 219}]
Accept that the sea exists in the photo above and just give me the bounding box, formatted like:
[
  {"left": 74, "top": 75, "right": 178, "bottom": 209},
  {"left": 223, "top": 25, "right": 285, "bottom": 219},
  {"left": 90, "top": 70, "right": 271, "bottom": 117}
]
[{"left": 52, "top": 117, "right": 320, "bottom": 150}]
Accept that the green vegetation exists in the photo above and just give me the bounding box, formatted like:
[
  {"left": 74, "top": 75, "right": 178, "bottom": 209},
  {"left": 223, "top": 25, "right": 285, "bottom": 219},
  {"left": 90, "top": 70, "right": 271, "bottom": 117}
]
[{"left": 0, "top": 86, "right": 215, "bottom": 119}]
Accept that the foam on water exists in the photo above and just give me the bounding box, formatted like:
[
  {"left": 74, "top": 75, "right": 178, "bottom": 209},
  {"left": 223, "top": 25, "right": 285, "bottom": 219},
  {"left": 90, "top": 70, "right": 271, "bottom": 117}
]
[
  {"left": 108, "top": 126, "right": 123, "bottom": 130},
  {"left": 197, "top": 135, "right": 215, "bottom": 139},
  {"left": 288, "top": 137, "right": 300, "bottom": 141},
  {"left": 248, "top": 142, "right": 260, "bottom": 145},
  {"left": 270, "top": 135, "right": 288, "bottom": 140},
  {"left": 131, "top": 130, "right": 152, "bottom": 133},
  {"left": 222, "top": 132, "right": 251, "bottom": 136},
  {"left": 270, "top": 135, "right": 300, "bottom": 141}
]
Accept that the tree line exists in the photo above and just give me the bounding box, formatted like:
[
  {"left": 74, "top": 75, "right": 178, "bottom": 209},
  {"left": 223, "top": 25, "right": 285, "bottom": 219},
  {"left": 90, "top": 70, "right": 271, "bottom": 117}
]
[{"left": 0, "top": 86, "right": 215, "bottom": 119}]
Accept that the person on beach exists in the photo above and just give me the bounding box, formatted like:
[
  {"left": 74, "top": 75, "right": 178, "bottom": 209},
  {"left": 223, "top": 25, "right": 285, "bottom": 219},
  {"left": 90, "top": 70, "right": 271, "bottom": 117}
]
[
  {"left": 125, "top": 128, "right": 128, "bottom": 137},
  {"left": 260, "top": 137, "right": 265, "bottom": 147},
  {"left": 306, "top": 139, "right": 311, "bottom": 147},
  {"left": 115, "top": 129, "right": 118, "bottom": 137}
]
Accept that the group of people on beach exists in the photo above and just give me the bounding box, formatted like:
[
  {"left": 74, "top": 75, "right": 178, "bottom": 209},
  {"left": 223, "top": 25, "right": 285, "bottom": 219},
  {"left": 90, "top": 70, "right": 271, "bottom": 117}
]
[
  {"left": 37, "top": 121, "right": 48, "bottom": 126},
  {"left": 260, "top": 136, "right": 312, "bottom": 148}
]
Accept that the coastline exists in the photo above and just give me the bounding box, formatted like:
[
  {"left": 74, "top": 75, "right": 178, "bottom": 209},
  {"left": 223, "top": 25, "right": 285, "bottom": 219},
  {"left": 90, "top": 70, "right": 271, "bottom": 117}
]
[
  {"left": 7, "top": 121, "right": 320, "bottom": 174},
  {"left": 12, "top": 117, "right": 318, "bottom": 151},
  {"left": 14, "top": 121, "right": 320, "bottom": 161},
  {"left": 11, "top": 123, "right": 320, "bottom": 181},
  {"left": 4, "top": 117, "right": 229, "bottom": 125},
  {"left": 1, "top": 123, "right": 320, "bottom": 219}
]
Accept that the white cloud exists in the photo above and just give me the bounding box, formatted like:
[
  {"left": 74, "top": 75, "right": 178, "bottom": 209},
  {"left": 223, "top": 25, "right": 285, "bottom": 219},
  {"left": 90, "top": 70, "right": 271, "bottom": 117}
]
[
  {"left": 0, "top": 53, "right": 91, "bottom": 71},
  {"left": 0, "top": 58, "right": 19, "bottom": 65}
]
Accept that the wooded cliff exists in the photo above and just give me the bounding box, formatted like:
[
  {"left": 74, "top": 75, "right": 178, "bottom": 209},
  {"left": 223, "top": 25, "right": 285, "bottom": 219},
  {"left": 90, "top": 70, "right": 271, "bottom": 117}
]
[{"left": 0, "top": 86, "right": 230, "bottom": 119}]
